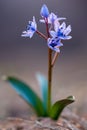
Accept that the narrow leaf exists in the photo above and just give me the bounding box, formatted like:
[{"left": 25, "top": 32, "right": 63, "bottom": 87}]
[
  {"left": 4, "top": 76, "right": 45, "bottom": 116},
  {"left": 36, "top": 73, "right": 48, "bottom": 114},
  {"left": 50, "top": 96, "right": 75, "bottom": 120}
]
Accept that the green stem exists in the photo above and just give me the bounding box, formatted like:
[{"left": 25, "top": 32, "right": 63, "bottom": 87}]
[
  {"left": 45, "top": 18, "right": 52, "bottom": 113},
  {"left": 48, "top": 48, "right": 52, "bottom": 112}
]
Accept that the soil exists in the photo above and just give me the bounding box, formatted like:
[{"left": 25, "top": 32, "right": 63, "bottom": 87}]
[{"left": 0, "top": 110, "right": 87, "bottom": 130}]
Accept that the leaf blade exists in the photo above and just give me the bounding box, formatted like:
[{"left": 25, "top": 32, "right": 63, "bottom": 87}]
[
  {"left": 36, "top": 73, "right": 48, "bottom": 114},
  {"left": 5, "top": 76, "right": 45, "bottom": 116},
  {"left": 50, "top": 96, "right": 75, "bottom": 120}
]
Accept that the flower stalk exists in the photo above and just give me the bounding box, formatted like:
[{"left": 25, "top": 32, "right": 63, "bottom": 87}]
[
  {"left": 36, "top": 30, "right": 47, "bottom": 40},
  {"left": 48, "top": 48, "right": 52, "bottom": 112},
  {"left": 45, "top": 18, "right": 53, "bottom": 112},
  {"left": 51, "top": 52, "right": 59, "bottom": 67}
]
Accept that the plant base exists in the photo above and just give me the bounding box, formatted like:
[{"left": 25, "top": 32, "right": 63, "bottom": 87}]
[{"left": 0, "top": 110, "right": 87, "bottom": 130}]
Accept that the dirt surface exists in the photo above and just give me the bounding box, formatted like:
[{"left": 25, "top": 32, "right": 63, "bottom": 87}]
[{"left": 0, "top": 110, "right": 87, "bottom": 130}]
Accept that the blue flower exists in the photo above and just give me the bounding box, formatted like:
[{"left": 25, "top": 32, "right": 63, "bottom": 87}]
[
  {"left": 21, "top": 16, "right": 37, "bottom": 38},
  {"left": 47, "top": 37, "right": 63, "bottom": 52},
  {"left": 40, "top": 4, "right": 49, "bottom": 18},
  {"left": 48, "top": 13, "right": 66, "bottom": 24},
  {"left": 40, "top": 12, "right": 66, "bottom": 24},
  {"left": 50, "top": 22, "right": 72, "bottom": 40}
]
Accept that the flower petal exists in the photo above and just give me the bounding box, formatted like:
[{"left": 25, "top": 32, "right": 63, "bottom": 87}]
[
  {"left": 40, "top": 4, "right": 49, "bottom": 18},
  {"left": 54, "top": 20, "right": 60, "bottom": 32},
  {"left": 21, "top": 30, "right": 34, "bottom": 38},
  {"left": 59, "top": 35, "right": 72, "bottom": 40},
  {"left": 22, "top": 31, "right": 27, "bottom": 34},
  {"left": 54, "top": 46, "right": 60, "bottom": 52},
  {"left": 64, "top": 25, "right": 71, "bottom": 35},
  {"left": 28, "top": 31, "right": 34, "bottom": 38},
  {"left": 59, "top": 22, "right": 66, "bottom": 32},
  {"left": 48, "top": 12, "right": 57, "bottom": 23},
  {"left": 50, "top": 31, "right": 57, "bottom": 38},
  {"left": 64, "top": 35, "right": 72, "bottom": 40},
  {"left": 33, "top": 16, "right": 36, "bottom": 23},
  {"left": 31, "top": 16, "right": 37, "bottom": 31},
  {"left": 58, "top": 42, "right": 63, "bottom": 47},
  {"left": 39, "top": 19, "right": 45, "bottom": 23},
  {"left": 57, "top": 17, "right": 66, "bottom": 21}
]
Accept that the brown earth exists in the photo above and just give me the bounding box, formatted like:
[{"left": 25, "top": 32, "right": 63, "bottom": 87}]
[{"left": 0, "top": 110, "right": 87, "bottom": 130}]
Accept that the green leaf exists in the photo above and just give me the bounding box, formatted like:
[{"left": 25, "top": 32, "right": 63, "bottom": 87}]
[
  {"left": 36, "top": 73, "right": 48, "bottom": 115},
  {"left": 5, "top": 76, "right": 45, "bottom": 116},
  {"left": 50, "top": 96, "right": 75, "bottom": 120}
]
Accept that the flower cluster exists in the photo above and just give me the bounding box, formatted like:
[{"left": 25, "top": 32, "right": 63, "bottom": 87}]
[{"left": 21, "top": 4, "right": 72, "bottom": 53}]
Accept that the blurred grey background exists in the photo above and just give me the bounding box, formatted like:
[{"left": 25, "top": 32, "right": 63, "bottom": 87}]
[{"left": 0, "top": 0, "right": 87, "bottom": 118}]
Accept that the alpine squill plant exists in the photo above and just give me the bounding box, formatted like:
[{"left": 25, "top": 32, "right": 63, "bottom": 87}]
[{"left": 4, "top": 4, "right": 75, "bottom": 120}]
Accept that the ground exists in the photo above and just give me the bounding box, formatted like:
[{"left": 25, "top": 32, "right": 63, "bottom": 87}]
[{"left": 0, "top": 109, "right": 87, "bottom": 130}]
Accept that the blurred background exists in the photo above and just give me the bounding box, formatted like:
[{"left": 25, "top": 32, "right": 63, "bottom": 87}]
[{"left": 0, "top": 0, "right": 87, "bottom": 118}]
